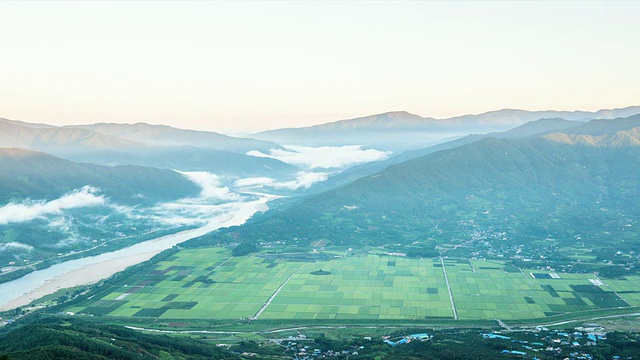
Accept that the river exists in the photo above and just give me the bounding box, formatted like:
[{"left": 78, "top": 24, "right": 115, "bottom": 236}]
[{"left": 0, "top": 195, "right": 272, "bottom": 311}]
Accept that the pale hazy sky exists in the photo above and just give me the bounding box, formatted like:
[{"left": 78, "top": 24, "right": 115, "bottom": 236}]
[{"left": 1, "top": 1, "right": 639, "bottom": 133}]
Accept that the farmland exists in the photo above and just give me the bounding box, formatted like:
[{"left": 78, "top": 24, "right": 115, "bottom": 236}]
[{"left": 65, "top": 247, "right": 640, "bottom": 324}]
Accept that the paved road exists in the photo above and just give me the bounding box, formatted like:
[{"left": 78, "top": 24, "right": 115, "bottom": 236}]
[
  {"left": 440, "top": 257, "right": 458, "bottom": 320},
  {"left": 252, "top": 263, "right": 313, "bottom": 320}
]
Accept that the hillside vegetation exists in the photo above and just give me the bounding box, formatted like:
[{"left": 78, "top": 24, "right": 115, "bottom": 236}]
[
  {"left": 0, "top": 317, "right": 239, "bottom": 360},
  {"left": 0, "top": 148, "right": 200, "bottom": 205}
]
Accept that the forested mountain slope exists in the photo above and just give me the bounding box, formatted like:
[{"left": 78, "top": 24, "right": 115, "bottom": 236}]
[
  {"left": 205, "top": 117, "right": 640, "bottom": 250},
  {"left": 0, "top": 148, "right": 199, "bottom": 205},
  {"left": 0, "top": 317, "right": 239, "bottom": 360}
]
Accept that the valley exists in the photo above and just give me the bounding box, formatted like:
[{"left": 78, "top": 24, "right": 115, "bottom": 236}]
[
  {"left": 3, "top": 3, "right": 640, "bottom": 358},
  {"left": 2, "top": 109, "right": 640, "bottom": 360}
]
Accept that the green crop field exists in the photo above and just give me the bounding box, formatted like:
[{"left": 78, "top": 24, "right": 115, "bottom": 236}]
[
  {"left": 66, "top": 247, "right": 638, "bottom": 323},
  {"left": 447, "top": 259, "right": 630, "bottom": 320},
  {"left": 262, "top": 255, "right": 452, "bottom": 320},
  {"left": 603, "top": 276, "right": 640, "bottom": 306}
]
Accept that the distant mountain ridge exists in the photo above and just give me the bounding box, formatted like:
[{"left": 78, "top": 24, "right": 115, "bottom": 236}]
[
  {"left": 0, "top": 118, "right": 293, "bottom": 177},
  {"left": 441, "top": 106, "right": 640, "bottom": 126},
  {"left": 0, "top": 118, "right": 147, "bottom": 152},
  {"left": 296, "top": 111, "right": 436, "bottom": 130},
  {"left": 69, "top": 122, "right": 281, "bottom": 153},
  {"left": 252, "top": 106, "right": 640, "bottom": 151}
]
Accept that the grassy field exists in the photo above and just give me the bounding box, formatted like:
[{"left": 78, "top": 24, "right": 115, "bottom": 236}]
[{"left": 66, "top": 248, "right": 639, "bottom": 323}]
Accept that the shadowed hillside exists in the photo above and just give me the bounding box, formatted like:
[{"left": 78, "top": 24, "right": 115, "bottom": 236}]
[{"left": 0, "top": 148, "right": 200, "bottom": 205}]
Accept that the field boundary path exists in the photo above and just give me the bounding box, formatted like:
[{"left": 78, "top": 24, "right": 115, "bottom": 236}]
[
  {"left": 592, "top": 273, "right": 632, "bottom": 307},
  {"left": 206, "top": 256, "right": 234, "bottom": 275},
  {"left": 518, "top": 266, "right": 533, "bottom": 285},
  {"left": 440, "top": 257, "right": 458, "bottom": 320},
  {"left": 251, "top": 263, "right": 314, "bottom": 320}
]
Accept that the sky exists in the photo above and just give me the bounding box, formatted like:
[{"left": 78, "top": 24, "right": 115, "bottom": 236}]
[{"left": 1, "top": 1, "right": 639, "bottom": 134}]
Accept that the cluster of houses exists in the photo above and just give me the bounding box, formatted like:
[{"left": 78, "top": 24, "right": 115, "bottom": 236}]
[
  {"left": 0, "top": 316, "right": 16, "bottom": 327},
  {"left": 267, "top": 334, "right": 368, "bottom": 359},
  {"left": 472, "top": 241, "right": 554, "bottom": 263},
  {"left": 269, "top": 332, "right": 434, "bottom": 359},
  {"left": 482, "top": 326, "right": 609, "bottom": 359},
  {"left": 382, "top": 333, "right": 432, "bottom": 346},
  {"left": 284, "top": 341, "right": 364, "bottom": 359}
]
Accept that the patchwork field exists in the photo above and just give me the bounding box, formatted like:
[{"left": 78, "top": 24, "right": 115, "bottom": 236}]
[
  {"left": 66, "top": 248, "right": 639, "bottom": 322},
  {"left": 447, "top": 259, "right": 630, "bottom": 320}
]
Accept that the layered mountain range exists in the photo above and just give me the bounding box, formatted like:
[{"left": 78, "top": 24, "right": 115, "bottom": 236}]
[
  {"left": 2, "top": 105, "right": 640, "bottom": 206},
  {"left": 253, "top": 106, "right": 640, "bottom": 151},
  {"left": 67, "top": 122, "right": 280, "bottom": 153},
  {"left": 204, "top": 114, "right": 640, "bottom": 253},
  {"left": 305, "top": 118, "right": 585, "bottom": 193},
  {"left": 0, "top": 118, "right": 292, "bottom": 178}
]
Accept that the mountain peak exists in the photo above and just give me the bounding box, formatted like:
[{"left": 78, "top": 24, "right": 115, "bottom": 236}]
[
  {"left": 304, "top": 111, "right": 432, "bottom": 131},
  {"left": 380, "top": 110, "right": 421, "bottom": 118}
]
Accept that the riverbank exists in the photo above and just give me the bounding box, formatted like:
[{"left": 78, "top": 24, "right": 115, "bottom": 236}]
[
  {"left": 0, "top": 196, "right": 272, "bottom": 312},
  {"left": 0, "top": 225, "right": 193, "bottom": 286}
]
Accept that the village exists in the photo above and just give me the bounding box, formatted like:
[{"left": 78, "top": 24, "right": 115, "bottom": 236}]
[{"left": 230, "top": 324, "right": 630, "bottom": 360}]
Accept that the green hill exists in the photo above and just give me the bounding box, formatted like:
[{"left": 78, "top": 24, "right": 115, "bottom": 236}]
[
  {"left": 0, "top": 148, "right": 200, "bottom": 205},
  {"left": 0, "top": 317, "right": 239, "bottom": 360}
]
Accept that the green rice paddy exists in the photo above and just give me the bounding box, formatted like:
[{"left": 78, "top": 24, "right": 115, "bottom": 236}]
[{"left": 67, "top": 248, "right": 640, "bottom": 322}]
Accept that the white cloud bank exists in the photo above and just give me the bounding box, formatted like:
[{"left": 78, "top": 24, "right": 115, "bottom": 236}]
[
  {"left": 120, "top": 171, "right": 247, "bottom": 226},
  {"left": 177, "top": 171, "right": 240, "bottom": 201},
  {"left": 0, "top": 172, "right": 255, "bottom": 241},
  {"left": 0, "top": 169, "right": 298, "bottom": 232},
  {"left": 233, "top": 177, "right": 275, "bottom": 188},
  {"left": 234, "top": 171, "right": 328, "bottom": 190},
  {"left": 247, "top": 145, "right": 390, "bottom": 169},
  {"left": 0, "top": 242, "right": 33, "bottom": 251},
  {"left": 0, "top": 186, "right": 106, "bottom": 225}
]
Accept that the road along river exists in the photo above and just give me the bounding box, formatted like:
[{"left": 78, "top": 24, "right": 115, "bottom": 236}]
[{"left": 0, "top": 195, "right": 273, "bottom": 311}]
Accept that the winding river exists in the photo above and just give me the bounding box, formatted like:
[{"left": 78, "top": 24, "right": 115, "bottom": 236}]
[{"left": 0, "top": 196, "right": 271, "bottom": 311}]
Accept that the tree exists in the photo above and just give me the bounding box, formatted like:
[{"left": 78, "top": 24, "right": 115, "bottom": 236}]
[{"left": 232, "top": 243, "right": 257, "bottom": 256}]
